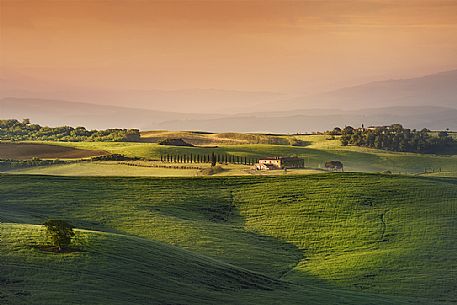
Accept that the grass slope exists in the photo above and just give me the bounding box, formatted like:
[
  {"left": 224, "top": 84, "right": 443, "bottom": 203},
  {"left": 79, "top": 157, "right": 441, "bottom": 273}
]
[
  {"left": 1, "top": 223, "right": 408, "bottom": 305},
  {"left": 0, "top": 224, "right": 282, "bottom": 305},
  {"left": 1, "top": 173, "right": 456, "bottom": 304}
]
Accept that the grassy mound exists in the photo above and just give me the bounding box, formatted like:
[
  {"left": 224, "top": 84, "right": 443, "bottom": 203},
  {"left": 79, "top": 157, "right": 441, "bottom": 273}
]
[
  {"left": 0, "top": 173, "right": 456, "bottom": 304},
  {"left": 1, "top": 223, "right": 412, "bottom": 305},
  {"left": 0, "top": 223, "right": 284, "bottom": 305}
]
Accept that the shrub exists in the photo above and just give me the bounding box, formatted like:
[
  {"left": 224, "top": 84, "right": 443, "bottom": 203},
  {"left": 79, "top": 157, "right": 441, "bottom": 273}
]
[
  {"left": 200, "top": 165, "right": 225, "bottom": 176},
  {"left": 158, "top": 138, "right": 194, "bottom": 147},
  {"left": 43, "top": 219, "right": 75, "bottom": 252}
]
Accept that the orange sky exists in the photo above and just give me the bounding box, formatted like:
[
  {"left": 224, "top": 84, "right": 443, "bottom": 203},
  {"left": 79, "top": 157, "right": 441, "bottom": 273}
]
[{"left": 1, "top": 0, "right": 457, "bottom": 93}]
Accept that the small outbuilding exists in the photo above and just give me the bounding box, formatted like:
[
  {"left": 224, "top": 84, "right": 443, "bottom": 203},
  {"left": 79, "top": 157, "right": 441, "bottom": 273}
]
[{"left": 324, "top": 160, "right": 344, "bottom": 172}]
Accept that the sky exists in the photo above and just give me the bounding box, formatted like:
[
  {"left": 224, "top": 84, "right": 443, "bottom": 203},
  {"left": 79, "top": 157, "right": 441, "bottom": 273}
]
[{"left": 1, "top": 0, "right": 457, "bottom": 97}]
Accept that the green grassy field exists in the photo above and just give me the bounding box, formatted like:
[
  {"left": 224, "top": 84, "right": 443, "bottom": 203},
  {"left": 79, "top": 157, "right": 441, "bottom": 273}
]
[
  {"left": 1, "top": 173, "right": 456, "bottom": 304},
  {"left": 24, "top": 135, "right": 457, "bottom": 176}
]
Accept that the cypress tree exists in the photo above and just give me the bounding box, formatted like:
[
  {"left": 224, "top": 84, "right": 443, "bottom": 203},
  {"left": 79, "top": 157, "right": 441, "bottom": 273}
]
[{"left": 211, "top": 152, "right": 216, "bottom": 166}]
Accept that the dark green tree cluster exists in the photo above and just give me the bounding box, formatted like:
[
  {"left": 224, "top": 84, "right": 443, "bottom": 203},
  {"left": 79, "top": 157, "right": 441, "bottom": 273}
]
[
  {"left": 161, "top": 153, "right": 256, "bottom": 166},
  {"left": 0, "top": 119, "right": 140, "bottom": 142},
  {"left": 340, "top": 124, "right": 455, "bottom": 153}
]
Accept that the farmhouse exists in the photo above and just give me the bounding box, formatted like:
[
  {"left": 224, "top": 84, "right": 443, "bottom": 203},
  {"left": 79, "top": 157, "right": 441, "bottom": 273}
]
[{"left": 255, "top": 157, "right": 304, "bottom": 170}]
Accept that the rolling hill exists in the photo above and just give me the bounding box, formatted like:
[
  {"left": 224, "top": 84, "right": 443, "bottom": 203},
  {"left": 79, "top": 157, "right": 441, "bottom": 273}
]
[
  {"left": 0, "top": 97, "right": 222, "bottom": 130},
  {"left": 1, "top": 173, "right": 456, "bottom": 304}
]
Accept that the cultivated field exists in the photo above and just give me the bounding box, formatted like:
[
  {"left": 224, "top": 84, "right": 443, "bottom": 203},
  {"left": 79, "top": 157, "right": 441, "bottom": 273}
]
[
  {"left": 0, "top": 142, "right": 107, "bottom": 160},
  {"left": 1, "top": 173, "right": 456, "bottom": 304}
]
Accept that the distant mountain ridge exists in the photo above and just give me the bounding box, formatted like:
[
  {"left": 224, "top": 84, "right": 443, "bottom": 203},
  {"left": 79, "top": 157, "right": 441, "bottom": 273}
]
[
  {"left": 1, "top": 69, "right": 456, "bottom": 132},
  {"left": 158, "top": 106, "right": 457, "bottom": 133},
  {"left": 0, "top": 71, "right": 287, "bottom": 114},
  {"left": 279, "top": 69, "right": 457, "bottom": 110},
  {"left": 1, "top": 97, "right": 456, "bottom": 133},
  {"left": 0, "top": 97, "right": 222, "bottom": 130}
]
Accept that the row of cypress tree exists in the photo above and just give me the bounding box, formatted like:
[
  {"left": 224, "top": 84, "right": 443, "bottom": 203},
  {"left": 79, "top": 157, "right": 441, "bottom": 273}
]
[{"left": 160, "top": 153, "right": 257, "bottom": 166}]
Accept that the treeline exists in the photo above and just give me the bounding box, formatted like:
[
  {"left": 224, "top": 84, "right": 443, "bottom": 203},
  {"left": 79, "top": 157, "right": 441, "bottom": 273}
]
[
  {"left": 91, "top": 154, "right": 140, "bottom": 161},
  {"left": 334, "top": 124, "right": 455, "bottom": 153},
  {"left": 0, "top": 119, "right": 140, "bottom": 142},
  {"left": 160, "top": 153, "right": 257, "bottom": 166}
]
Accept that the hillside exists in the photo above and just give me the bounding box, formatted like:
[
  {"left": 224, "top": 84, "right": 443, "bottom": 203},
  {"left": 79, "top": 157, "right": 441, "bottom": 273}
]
[
  {"left": 1, "top": 224, "right": 288, "bottom": 305},
  {"left": 1, "top": 174, "right": 456, "bottom": 304}
]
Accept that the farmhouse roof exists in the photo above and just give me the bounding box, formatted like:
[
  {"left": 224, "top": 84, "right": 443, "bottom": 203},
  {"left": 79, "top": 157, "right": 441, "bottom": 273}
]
[{"left": 259, "top": 157, "right": 303, "bottom": 161}]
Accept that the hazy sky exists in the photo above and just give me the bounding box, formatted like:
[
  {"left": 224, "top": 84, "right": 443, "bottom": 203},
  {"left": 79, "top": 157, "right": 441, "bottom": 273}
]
[{"left": 1, "top": 0, "right": 457, "bottom": 94}]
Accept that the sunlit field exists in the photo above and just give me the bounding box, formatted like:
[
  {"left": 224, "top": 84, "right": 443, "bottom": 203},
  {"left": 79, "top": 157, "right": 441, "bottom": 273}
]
[{"left": 1, "top": 173, "right": 456, "bottom": 304}]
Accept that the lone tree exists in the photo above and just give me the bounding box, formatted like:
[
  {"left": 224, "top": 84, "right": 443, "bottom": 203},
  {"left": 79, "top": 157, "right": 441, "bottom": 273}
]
[{"left": 43, "top": 219, "right": 75, "bottom": 252}]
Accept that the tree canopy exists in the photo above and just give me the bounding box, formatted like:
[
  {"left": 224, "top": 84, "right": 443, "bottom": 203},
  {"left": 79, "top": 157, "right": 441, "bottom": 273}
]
[
  {"left": 0, "top": 119, "right": 140, "bottom": 142},
  {"left": 339, "top": 124, "right": 455, "bottom": 153}
]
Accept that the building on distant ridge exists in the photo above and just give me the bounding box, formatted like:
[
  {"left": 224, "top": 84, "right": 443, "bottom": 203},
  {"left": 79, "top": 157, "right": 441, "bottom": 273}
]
[{"left": 255, "top": 157, "right": 304, "bottom": 170}]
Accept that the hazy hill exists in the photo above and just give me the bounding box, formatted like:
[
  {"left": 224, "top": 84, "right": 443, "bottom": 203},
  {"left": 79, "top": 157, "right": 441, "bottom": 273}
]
[
  {"left": 0, "top": 71, "right": 286, "bottom": 114},
  {"left": 281, "top": 69, "right": 457, "bottom": 110},
  {"left": 159, "top": 106, "right": 457, "bottom": 133},
  {"left": 1, "top": 97, "right": 456, "bottom": 132},
  {"left": 2, "top": 69, "right": 457, "bottom": 132},
  {"left": 0, "top": 97, "right": 222, "bottom": 130}
]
